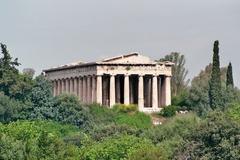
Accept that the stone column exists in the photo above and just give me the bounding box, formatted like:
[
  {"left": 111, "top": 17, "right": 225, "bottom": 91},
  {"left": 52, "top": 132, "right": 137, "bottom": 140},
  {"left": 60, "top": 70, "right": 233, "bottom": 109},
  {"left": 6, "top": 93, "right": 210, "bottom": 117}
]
[
  {"left": 78, "top": 77, "right": 82, "bottom": 101},
  {"left": 96, "top": 75, "right": 102, "bottom": 105},
  {"left": 87, "top": 76, "right": 92, "bottom": 103},
  {"left": 82, "top": 76, "right": 87, "bottom": 103},
  {"left": 61, "top": 79, "right": 65, "bottom": 94},
  {"left": 152, "top": 75, "right": 158, "bottom": 110},
  {"left": 56, "top": 79, "right": 60, "bottom": 96},
  {"left": 69, "top": 78, "right": 73, "bottom": 94},
  {"left": 65, "top": 78, "right": 69, "bottom": 93},
  {"left": 53, "top": 80, "right": 57, "bottom": 96},
  {"left": 165, "top": 76, "right": 171, "bottom": 106},
  {"left": 138, "top": 75, "right": 144, "bottom": 111},
  {"left": 109, "top": 74, "right": 116, "bottom": 107},
  {"left": 92, "top": 76, "right": 96, "bottom": 103},
  {"left": 74, "top": 77, "right": 78, "bottom": 96},
  {"left": 124, "top": 74, "right": 130, "bottom": 105}
]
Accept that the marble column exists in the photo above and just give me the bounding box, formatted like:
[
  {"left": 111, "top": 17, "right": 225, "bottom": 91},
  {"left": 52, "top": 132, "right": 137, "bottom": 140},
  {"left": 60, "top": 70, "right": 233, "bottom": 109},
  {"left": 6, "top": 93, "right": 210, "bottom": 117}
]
[
  {"left": 165, "top": 76, "right": 171, "bottom": 106},
  {"left": 138, "top": 75, "right": 144, "bottom": 111},
  {"left": 78, "top": 77, "right": 82, "bottom": 101},
  {"left": 74, "top": 77, "right": 78, "bottom": 96},
  {"left": 109, "top": 74, "right": 116, "bottom": 107},
  {"left": 66, "top": 78, "right": 70, "bottom": 93},
  {"left": 152, "top": 75, "right": 158, "bottom": 110},
  {"left": 96, "top": 75, "right": 102, "bottom": 105},
  {"left": 82, "top": 76, "right": 87, "bottom": 103},
  {"left": 61, "top": 79, "right": 65, "bottom": 94},
  {"left": 53, "top": 80, "right": 57, "bottom": 96},
  {"left": 69, "top": 78, "right": 73, "bottom": 94},
  {"left": 124, "top": 74, "right": 130, "bottom": 105},
  {"left": 92, "top": 76, "right": 96, "bottom": 103},
  {"left": 87, "top": 76, "right": 92, "bottom": 103},
  {"left": 57, "top": 79, "right": 61, "bottom": 96}
]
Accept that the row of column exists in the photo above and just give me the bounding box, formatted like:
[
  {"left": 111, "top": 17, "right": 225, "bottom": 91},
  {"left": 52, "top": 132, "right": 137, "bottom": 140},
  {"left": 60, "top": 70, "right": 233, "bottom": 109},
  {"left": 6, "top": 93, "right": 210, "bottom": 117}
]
[
  {"left": 52, "top": 74, "right": 171, "bottom": 110},
  {"left": 95, "top": 74, "right": 171, "bottom": 110},
  {"left": 53, "top": 76, "right": 97, "bottom": 104}
]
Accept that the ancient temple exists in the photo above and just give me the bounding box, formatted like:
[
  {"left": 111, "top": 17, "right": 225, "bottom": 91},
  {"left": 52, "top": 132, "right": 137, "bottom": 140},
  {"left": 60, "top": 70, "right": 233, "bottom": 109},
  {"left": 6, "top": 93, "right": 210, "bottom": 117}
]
[{"left": 43, "top": 53, "right": 173, "bottom": 113}]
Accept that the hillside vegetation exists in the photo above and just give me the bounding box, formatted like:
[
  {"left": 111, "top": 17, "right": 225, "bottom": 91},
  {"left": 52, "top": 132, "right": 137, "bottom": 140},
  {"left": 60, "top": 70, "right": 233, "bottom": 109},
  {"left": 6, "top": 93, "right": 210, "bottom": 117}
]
[{"left": 1, "top": 41, "right": 240, "bottom": 159}]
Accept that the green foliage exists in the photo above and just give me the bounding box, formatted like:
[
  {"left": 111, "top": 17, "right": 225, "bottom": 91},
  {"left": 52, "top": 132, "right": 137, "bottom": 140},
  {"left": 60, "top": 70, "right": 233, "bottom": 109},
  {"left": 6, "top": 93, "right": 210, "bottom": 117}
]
[
  {"left": 89, "top": 104, "right": 152, "bottom": 129},
  {"left": 115, "top": 112, "right": 152, "bottom": 129},
  {"left": 0, "top": 121, "right": 81, "bottom": 159},
  {"left": 159, "top": 105, "right": 177, "bottom": 117},
  {"left": 143, "top": 113, "right": 200, "bottom": 145},
  {"left": 142, "top": 113, "right": 200, "bottom": 159},
  {"left": 172, "top": 90, "right": 189, "bottom": 109},
  {"left": 21, "top": 75, "right": 55, "bottom": 120},
  {"left": 226, "top": 62, "right": 234, "bottom": 87},
  {"left": 209, "top": 40, "right": 222, "bottom": 110},
  {"left": 80, "top": 135, "right": 154, "bottom": 160},
  {"left": 0, "top": 43, "right": 34, "bottom": 100},
  {"left": 113, "top": 104, "right": 137, "bottom": 113},
  {"left": 53, "top": 94, "right": 93, "bottom": 129},
  {"left": 158, "top": 52, "right": 189, "bottom": 97},
  {"left": 226, "top": 103, "right": 240, "bottom": 121},
  {"left": 0, "top": 93, "right": 27, "bottom": 123},
  {"left": 175, "top": 111, "right": 240, "bottom": 159},
  {"left": 90, "top": 124, "right": 140, "bottom": 141}
]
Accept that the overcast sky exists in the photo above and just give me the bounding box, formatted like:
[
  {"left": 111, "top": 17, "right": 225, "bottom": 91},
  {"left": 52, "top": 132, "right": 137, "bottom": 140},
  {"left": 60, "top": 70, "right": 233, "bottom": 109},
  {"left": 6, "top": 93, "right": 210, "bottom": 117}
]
[{"left": 1, "top": 0, "right": 240, "bottom": 86}]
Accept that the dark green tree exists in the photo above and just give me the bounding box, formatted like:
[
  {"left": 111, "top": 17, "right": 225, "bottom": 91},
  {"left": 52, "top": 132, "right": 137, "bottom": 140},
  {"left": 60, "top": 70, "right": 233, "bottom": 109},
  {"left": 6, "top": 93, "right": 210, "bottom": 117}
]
[
  {"left": 0, "top": 43, "right": 33, "bottom": 100},
  {"left": 209, "top": 40, "right": 222, "bottom": 110},
  {"left": 158, "top": 52, "right": 189, "bottom": 96},
  {"left": 226, "top": 62, "right": 234, "bottom": 87}
]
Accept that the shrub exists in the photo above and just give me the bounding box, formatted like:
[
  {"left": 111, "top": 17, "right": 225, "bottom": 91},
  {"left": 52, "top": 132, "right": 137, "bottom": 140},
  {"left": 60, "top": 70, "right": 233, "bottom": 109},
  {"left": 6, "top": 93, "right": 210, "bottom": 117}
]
[
  {"left": 0, "top": 121, "right": 81, "bottom": 159},
  {"left": 113, "top": 104, "right": 138, "bottom": 113},
  {"left": 53, "top": 94, "right": 93, "bottom": 129},
  {"left": 143, "top": 113, "right": 200, "bottom": 145},
  {"left": 175, "top": 111, "right": 240, "bottom": 159},
  {"left": 159, "top": 105, "right": 177, "bottom": 117},
  {"left": 89, "top": 124, "right": 140, "bottom": 141},
  {"left": 88, "top": 103, "right": 116, "bottom": 125},
  {"left": 226, "top": 103, "right": 240, "bottom": 121},
  {"left": 80, "top": 135, "right": 154, "bottom": 160},
  {"left": 115, "top": 112, "right": 152, "bottom": 129},
  {"left": 0, "top": 93, "right": 27, "bottom": 123}
]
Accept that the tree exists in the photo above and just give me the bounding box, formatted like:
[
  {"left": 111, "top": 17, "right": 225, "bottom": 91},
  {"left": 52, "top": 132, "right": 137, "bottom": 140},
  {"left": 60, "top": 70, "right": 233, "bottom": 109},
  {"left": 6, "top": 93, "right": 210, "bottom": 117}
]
[
  {"left": 209, "top": 40, "right": 222, "bottom": 110},
  {"left": 158, "top": 52, "right": 189, "bottom": 97},
  {"left": 175, "top": 112, "right": 240, "bottom": 159},
  {"left": 226, "top": 62, "right": 234, "bottom": 87},
  {"left": 23, "top": 68, "right": 35, "bottom": 78},
  {"left": 0, "top": 43, "right": 33, "bottom": 100}
]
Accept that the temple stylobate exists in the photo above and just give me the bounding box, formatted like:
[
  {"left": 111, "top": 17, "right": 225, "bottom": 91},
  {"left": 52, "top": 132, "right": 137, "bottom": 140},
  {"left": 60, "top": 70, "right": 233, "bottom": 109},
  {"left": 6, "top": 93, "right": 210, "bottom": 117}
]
[{"left": 43, "top": 53, "right": 174, "bottom": 113}]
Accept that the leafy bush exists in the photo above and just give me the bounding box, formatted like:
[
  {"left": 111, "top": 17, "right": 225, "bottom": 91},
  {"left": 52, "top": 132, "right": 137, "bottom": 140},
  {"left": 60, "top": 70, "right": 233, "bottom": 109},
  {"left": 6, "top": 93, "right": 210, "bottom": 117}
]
[
  {"left": 80, "top": 135, "right": 154, "bottom": 160},
  {"left": 113, "top": 104, "right": 138, "bottom": 113},
  {"left": 115, "top": 112, "right": 152, "bottom": 129},
  {"left": 89, "top": 124, "right": 140, "bottom": 141},
  {"left": 89, "top": 104, "right": 152, "bottom": 129},
  {"left": 0, "top": 93, "right": 27, "bottom": 123},
  {"left": 88, "top": 103, "right": 116, "bottom": 125},
  {"left": 227, "top": 103, "right": 240, "bottom": 121},
  {"left": 0, "top": 121, "right": 81, "bottom": 159},
  {"left": 143, "top": 113, "right": 199, "bottom": 145},
  {"left": 53, "top": 94, "right": 93, "bottom": 129},
  {"left": 175, "top": 111, "right": 240, "bottom": 160},
  {"left": 159, "top": 105, "right": 177, "bottom": 117}
]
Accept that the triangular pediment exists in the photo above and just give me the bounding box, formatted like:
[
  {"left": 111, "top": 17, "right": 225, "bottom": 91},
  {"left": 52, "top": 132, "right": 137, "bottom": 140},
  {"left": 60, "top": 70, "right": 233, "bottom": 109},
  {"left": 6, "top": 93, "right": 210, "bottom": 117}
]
[{"left": 99, "top": 52, "right": 154, "bottom": 64}]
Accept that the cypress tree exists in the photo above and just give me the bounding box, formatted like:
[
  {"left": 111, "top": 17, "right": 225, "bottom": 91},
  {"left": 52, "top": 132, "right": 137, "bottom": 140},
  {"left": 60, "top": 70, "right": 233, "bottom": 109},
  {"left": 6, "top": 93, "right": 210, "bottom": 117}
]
[
  {"left": 209, "top": 40, "right": 222, "bottom": 109},
  {"left": 226, "top": 62, "right": 234, "bottom": 87}
]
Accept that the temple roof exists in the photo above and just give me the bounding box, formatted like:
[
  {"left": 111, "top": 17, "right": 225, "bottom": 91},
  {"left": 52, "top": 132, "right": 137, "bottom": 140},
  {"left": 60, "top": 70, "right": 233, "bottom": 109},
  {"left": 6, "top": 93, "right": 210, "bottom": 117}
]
[{"left": 44, "top": 52, "right": 173, "bottom": 72}]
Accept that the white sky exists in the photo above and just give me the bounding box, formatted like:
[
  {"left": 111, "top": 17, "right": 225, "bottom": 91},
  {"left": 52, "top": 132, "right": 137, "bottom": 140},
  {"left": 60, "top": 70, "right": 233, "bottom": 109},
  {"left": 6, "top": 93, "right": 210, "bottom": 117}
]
[{"left": 1, "top": 0, "right": 240, "bottom": 86}]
